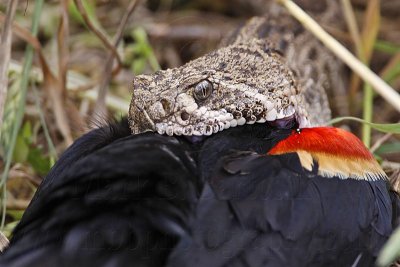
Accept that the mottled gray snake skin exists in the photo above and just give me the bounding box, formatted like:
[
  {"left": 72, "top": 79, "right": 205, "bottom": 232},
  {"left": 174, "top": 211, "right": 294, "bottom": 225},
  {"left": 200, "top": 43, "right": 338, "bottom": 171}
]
[{"left": 129, "top": 0, "right": 345, "bottom": 137}]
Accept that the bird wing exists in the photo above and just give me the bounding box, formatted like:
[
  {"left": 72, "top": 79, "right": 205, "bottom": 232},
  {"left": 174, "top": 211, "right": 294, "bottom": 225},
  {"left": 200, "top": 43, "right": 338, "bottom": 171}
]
[
  {"left": 1, "top": 120, "right": 198, "bottom": 267},
  {"left": 167, "top": 151, "right": 394, "bottom": 267}
]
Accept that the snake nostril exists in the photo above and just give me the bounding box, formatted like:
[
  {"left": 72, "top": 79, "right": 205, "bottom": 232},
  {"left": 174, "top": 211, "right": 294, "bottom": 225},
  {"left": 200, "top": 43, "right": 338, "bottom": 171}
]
[
  {"left": 180, "top": 111, "right": 190, "bottom": 121},
  {"left": 160, "top": 98, "right": 172, "bottom": 113}
]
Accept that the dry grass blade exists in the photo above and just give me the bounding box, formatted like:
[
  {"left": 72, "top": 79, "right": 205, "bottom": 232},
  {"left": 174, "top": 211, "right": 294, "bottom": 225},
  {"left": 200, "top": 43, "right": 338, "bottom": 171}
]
[
  {"left": 43, "top": 71, "right": 74, "bottom": 145},
  {"left": 340, "top": 0, "right": 362, "bottom": 56},
  {"left": 23, "top": 15, "right": 76, "bottom": 146},
  {"left": 0, "top": 9, "right": 77, "bottom": 146},
  {"left": 342, "top": 0, "right": 363, "bottom": 99},
  {"left": 0, "top": 0, "right": 19, "bottom": 232},
  {"left": 276, "top": 0, "right": 400, "bottom": 113},
  {"left": 361, "top": 0, "right": 380, "bottom": 62},
  {"left": 388, "top": 169, "right": 400, "bottom": 194},
  {"left": 370, "top": 132, "right": 393, "bottom": 153},
  {"left": 92, "top": 0, "right": 139, "bottom": 124},
  {"left": 380, "top": 53, "right": 400, "bottom": 80},
  {"left": 0, "top": 14, "right": 67, "bottom": 146},
  {"left": 7, "top": 60, "right": 130, "bottom": 113},
  {"left": 48, "top": 0, "right": 74, "bottom": 146},
  {"left": 0, "top": 231, "right": 9, "bottom": 252},
  {"left": 1, "top": 0, "right": 44, "bottom": 229},
  {"left": 342, "top": 0, "right": 380, "bottom": 98},
  {"left": 32, "top": 86, "right": 58, "bottom": 160},
  {"left": 0, "top": 13, "right": 52, "bottom": 79},
  {"left": 360, "top": 0, "right": 380, "bottom": 147},
  {"left": 0, "top": 0, "right": 18, "bottom": 130},
  {"left": 6, "top": 198, "right": 30, "bottom": 210},
  {"left": 58, "top": 0, "right": 69, "bottom": 98}
]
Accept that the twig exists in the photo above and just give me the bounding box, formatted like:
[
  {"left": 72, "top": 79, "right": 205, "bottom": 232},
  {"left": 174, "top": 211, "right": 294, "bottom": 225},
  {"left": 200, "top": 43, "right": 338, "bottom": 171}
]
[
  {"left": 370, "top": 132, "right": 393, "bottom": 153},
  {"left": 0, "top": 0, "right": 18, "bottom": 131},
  {"left": 380, "top": 53, "right": 400, "bottom": 80},
  {"left": 0, "top": 12, "right": 54, "bottom": 81},
  {"left": 83, "top": 90, "right": 129, "bottom": 113},
  {"left": 49, "top": 0, "right": 74, "bottom": 145},
  {"left": 340, "top": 0, "right": 363, "bottom": 57},
  {"left": 6, "top": 199, "right": 30, "bottom": 210},
  {"left": 92, "top": 0, "right": 139, "bottom": 124},
  {"left": 0, "top": 12, "right": 73, "bottom": 146},
  {"left": 8, "top": 169, "right": 41, "bottom": 187},
  {"left": 32, "top": 86, "right": 58, "bottom": 160},
  {"left": 382, "top": 161, "right": 400, "bottom": 170},
  {"left": 8, "top": 60, "right": 130, "bottom": 113},
  {"left": 388, "top": 169, "right": 400, "bottom": 195},
  {"left": 0, "top": 0, "right": 45, "bottom": 230},
  {"left": 341, "top": 0, "right": 368, "bottom": 140},
  {"left": 73, "top": 0, "right": 122, "bottom": 72},
  {"left": 276, "top": 0, "right": 400, "bottom": 113},
  {"left": 58, "top": 0, "right": 69, "bottom": 98}
]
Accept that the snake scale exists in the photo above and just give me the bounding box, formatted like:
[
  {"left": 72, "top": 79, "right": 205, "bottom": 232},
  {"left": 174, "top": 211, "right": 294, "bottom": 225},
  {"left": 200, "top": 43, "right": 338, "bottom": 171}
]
[{"left": 128, "top": 0, "right": 346, "bottom": 139}]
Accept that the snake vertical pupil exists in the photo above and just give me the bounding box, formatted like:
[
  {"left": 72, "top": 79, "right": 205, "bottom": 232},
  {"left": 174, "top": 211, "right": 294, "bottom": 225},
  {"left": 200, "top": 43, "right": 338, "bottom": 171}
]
[{"left": 193, "top": 80, "right": 213, "bottom": 101}]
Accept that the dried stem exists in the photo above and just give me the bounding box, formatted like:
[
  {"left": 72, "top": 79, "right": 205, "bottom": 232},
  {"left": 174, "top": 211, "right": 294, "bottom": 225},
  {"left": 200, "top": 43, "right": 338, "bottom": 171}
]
[
  {"left": 58, "top": 0, "right": 70, "bottom": 98},
  {"left": 277, "top": 0, "right": 400, "bottom": 113},
  {"left": 92, "top": 0, "right": 139, "bottom": 124},
  {"left": 340, "top": 0, "right": 363, "bottom": 57},
  {"left": 73, "top": 0, "right": 122, "bottom": 72},
  {"left": 0, "top": 0, "right": 18, "bottom": 130}
]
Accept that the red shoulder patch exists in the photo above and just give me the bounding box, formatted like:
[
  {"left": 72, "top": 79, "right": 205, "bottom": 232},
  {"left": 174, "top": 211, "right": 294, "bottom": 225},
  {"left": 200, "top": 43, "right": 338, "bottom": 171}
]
[{"left": 268, "top": 127, "right": 386, "bottom": 181}]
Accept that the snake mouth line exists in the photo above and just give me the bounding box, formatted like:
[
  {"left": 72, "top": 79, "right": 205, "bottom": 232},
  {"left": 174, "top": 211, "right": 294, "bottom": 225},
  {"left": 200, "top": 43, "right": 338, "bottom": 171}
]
[
  {"left": 181, "top": 114, "right": 304, "bottom": 143},
  {"left": 155, "top": 105, "right": 309, "bottom": 138}
]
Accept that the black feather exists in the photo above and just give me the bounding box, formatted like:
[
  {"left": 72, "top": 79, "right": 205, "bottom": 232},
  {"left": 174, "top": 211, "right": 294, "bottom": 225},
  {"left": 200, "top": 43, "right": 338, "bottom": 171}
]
[
  {"left": 0, "top": 119, "right": 198, "bottom": 267},
  {"left": 168, "top": 124, "right": 399, "bottom": 267},
  {"left": 1, "top": 120, "right": 399, "bottom": 267}
]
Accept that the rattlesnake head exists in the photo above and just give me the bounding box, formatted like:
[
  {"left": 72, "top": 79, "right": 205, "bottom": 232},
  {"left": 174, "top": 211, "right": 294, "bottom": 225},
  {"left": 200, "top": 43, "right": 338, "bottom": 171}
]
[
  {"left": 129, "top": 39, "right": 310, "bottom": 136},
  {"left": 129, "top": 0, "right": 345, "bottom": 137}
]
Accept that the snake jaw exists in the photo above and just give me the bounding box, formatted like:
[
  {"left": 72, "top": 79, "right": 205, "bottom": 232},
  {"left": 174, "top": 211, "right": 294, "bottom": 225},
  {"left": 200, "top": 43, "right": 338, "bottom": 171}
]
[
  {"left": 154, "top": 102, "right": 308, "bottom": 137},
  {"left": 141, "top": 78, "right": 309, "bottom": 136},
  {"left": 130, "top": 38, "right": 319, "bottom": 137},
  {"left": 134, "top": 79, "right": 310, "bottom": 136}
]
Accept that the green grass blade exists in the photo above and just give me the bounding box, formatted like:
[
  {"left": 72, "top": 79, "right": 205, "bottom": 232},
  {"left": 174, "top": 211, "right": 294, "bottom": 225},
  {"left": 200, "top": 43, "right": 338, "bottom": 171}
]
[
  {"left": 1, "top": 77, "right": 21, "bottom": 156},
  {"left": 32, "top": 86, "right": 58, "bottom": 161},
  {"left": 375, "top": 142, "right": 400, "bottom": 154},
  {"left": 374, "top": 40, "right": 400, "bottom": 55},
  {"left": 362, "top": 83, "right": 373, "bottom": 147},
  {"left": 376, "top": 226, "right": 400, "bottom": 267},
  {"left": 68, "top": 0, "right": 99, "bottom": 27},
  {"left": 329, "top": 116, "right": 400, "bottom": 134},
  {"left": 0, "top": 0, "right": 45, "bottom": 229},
  {"left": 383, "top": 62, "right": 400, "bottom": 84}
]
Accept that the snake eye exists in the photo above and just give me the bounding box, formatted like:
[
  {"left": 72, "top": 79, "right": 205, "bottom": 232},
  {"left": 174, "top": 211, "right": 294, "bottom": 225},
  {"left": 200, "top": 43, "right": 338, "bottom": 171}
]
[{"left": 193, "top": 80, "right": 213, "bottom": 101}]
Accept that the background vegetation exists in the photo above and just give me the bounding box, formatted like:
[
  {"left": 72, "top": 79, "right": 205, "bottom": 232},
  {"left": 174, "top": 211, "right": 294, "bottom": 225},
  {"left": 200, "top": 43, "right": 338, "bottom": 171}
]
[{"left": 0, "top": 0, "right": 399, "bottom": 264}]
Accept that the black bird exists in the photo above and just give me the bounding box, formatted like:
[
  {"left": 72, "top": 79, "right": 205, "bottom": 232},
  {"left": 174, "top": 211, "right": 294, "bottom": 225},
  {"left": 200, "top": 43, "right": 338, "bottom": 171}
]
[
  {"left": 0, "top": 119, "right": 199, "bottom": 267},
  {"left": 169, "top": 124, "right": 400, "bottom": 267},
  {"left": 0, "top": 119, "right": 399, "bottom": 267}
]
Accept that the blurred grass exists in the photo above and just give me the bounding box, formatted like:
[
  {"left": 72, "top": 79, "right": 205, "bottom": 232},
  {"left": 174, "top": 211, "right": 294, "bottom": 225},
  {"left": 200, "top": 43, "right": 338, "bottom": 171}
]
[
  {"left": 68, "top": 0, "right": 99, "bottom": 27},
  {"left": 375, "top": 40, "right": 400, "bottom": 55},
  {"left": 127, "top": 27, "right": 161, "bottom": 74},
  {"left": 378, "top": 226, "right": 400, "bottom": 266},
  {"left": 360, "top": 0, "right": 380, "bottom": 148},
  {"left": 32, "top": 86, "right": 57, "bottom": 163},
  {"left": 329, "top": 117, "right": 400, "bottom": 134},
  {"left": 0, "top": 0, "right": 44, "bottom": 228},
  {"left": 0, "top": 0, "right": 399, "bottom": 263},
  {"left": 376, "top": 142, "right": 400, "bottom": 154}
]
